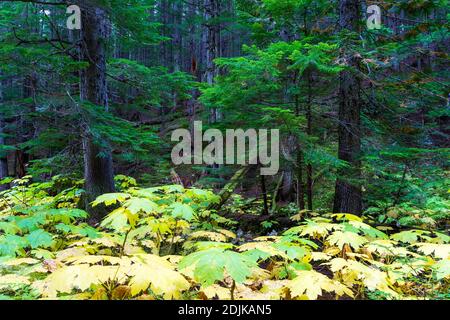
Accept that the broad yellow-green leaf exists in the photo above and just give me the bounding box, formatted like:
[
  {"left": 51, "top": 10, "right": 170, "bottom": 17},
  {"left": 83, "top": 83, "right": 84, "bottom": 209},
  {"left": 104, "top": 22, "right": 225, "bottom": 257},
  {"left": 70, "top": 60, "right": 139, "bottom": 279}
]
[
  {"left": 189, "top": 231, "right": 227, "bottom": 242},
  {"left": 286, "top": 270, "right": 353, "bottom": 300},
  {"left": 433, "top": 232, "right": 450, "bottom": 244},
  {"left": 123, "top": 198, "right": 159, "bottom": 215},
  {"left": 255, "top": 280, "right": 289, "bottom": 300},
  {"left": 387, "top": 259, "right": 428, "bottom": 279},
  {"left": 73, "top": 266, "right": 125, "bottom": 292},
  {"left": 92, "top": 193, "right": 131, "bottom": 207},
  {"left": 31, "top": 249, "right": 55, "bottom": 260},
  {"left": 184, "top": 188, "right": 220, "bottom": 204},
  {"left": 91, "top": 234, "right": 123, "bottom": 247},
  {"left": 170, "top": 203, "right": 195, "bottom": 221},
  {"left": 310, "top": 252, "right": 332, "bottom": 262},
  {"left": 238, "top": 241, "right": 290, "bottom": 260},
  {"left": 332, "top": 213, "right": 363, "bottom": 222},
  {"left": 100, "top": 207, "right": 129, "bottom": 232},
  {"left": 365, "top": 240, "right": 397, "bottom": 256},
  {"left": 345, "top": 221, "right": 388, "bottom": 239},
  {"left": 273, "top": 242, "right": 310, "bottom": 261},
  {"left": 3, "top": 257, "right": 40, "bottom": 267},
  {"left": 391, "top": 230, "right": 430, "bottom": 244},
  {"left": 162, "top": 185, "right": 185, "bottom": 193},
  {"left": 326, "top": 231, "right": 368, "bottom": 250},
  {"left": 47, "top": 208, "right": 88, "bottom": 223},
  {"left": 241, "top": 248, "right": 273, "bottom": 262},
  {"left": 413, "top": 243, "right": 450, "bottom": 259},
  {"left": 32, "top": 266, "right": 80, "bottom": 297},
  {"left": 432, "top": 259, "right": 450, "bottom": 280},
  {"left": 0, "top": 222, "right": 21, "bottom": 235},
  {"left": 127, "top": 254, "right": 190, "bottom": 299},
  {"left": 26, "top": 230, "right": 54, "bottom": 249},
  {"left": 285, "top": 220, "right": 339, "bottom": 239},
  {"left": 63, "top": 255, "right": 131, "bottom": 266},
  {"left": 0, "top": 274, "right": 30, "bottom": 290},
  {"left": 201, "top": 284, "right": 232, "bottom": 300},
  {"left": 217, "top": 229, "right": 237, "bottom": 239},
  {"left": 128, "top": 225, "right": 153, "bottom": 241},
  {"left": 179, "top": 249, "right": 258, "bottom": 286},
  {"left": 326, "top": 258, "right": 398, "bottom": 297},
  {"left": 184, "top": 241, "right": 234, "bottom": 251},
  {"left": 180, "top": 249, "right": 226, "bottom": 286},
  {"left": 224, "top": 251, "right": 258, "bottom": 284},
  {"left": 34, "top": 262, "right": 127, "bottom": 298},
  {"left": 55, "top": 247, "right": 88, "bottom": 261}
]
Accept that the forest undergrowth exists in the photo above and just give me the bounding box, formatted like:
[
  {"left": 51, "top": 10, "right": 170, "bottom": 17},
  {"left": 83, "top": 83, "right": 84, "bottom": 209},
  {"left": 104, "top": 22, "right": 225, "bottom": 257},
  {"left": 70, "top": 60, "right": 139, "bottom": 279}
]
[{"left": 0, "top": 175, "right": 448, "bottom": 300}]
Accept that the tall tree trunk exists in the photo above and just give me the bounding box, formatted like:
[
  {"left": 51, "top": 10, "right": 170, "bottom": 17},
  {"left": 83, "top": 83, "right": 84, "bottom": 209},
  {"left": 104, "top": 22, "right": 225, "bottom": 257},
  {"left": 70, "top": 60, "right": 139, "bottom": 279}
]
[
  {"left": 204, "top": 0, "right": 222, "bottom": 122},
  {"left": 306, "top": 72, "right": 313, "bottom": 211},
  {"left": 15, "top": 69, "right": 37, "bottom": 178},
  {"left": 79, "top": 2, "right": 115, "bottom": 222},
  {"left": 187, "top": 0, "right": 199, "bottom": 124},
  {"left": 0, "top": 120, "right": 7, "bottom": 190},
  {"left": 204, "top": 0, "right": 219, "bottom": 86},
  {"left": 172, "top": 1, "right": 183, "bottom": 109},
  {"left": 333, "top": 0, "right": 363, "bottom": 215},
  {"left": 296, "top": 150, "right": 305, "bottom": 209},
  {"left": 160, "top": 0, "right": 170, "bottom": 68},
  {"left": 293, "top": 94, "right": 305, "bottom": 209},
  {"left": 0, "top": 77, "right": 8, "bottom": 191},
  {"left": 280, "top": 132, "right": 296, "bottom": 202},
  {"left": 172, "top": 0, "right": 183, "bottom": 72}
]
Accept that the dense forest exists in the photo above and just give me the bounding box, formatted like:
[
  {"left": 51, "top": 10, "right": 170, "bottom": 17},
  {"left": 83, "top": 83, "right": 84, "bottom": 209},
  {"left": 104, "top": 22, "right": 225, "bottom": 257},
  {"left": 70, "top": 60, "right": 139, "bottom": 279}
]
[{"left": 0, "top": 0, "right": 449, "bottom": 301}]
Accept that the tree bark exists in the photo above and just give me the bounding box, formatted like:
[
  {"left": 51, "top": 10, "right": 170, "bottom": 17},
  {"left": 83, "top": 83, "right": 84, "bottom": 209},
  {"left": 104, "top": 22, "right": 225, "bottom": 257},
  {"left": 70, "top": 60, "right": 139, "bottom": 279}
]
[
  {"left": 306, "top": 72, "right": 313, "bottom": 211},
  {"left": 0, "top": 78, "right": 8, "bottom": 191},
  {"left": 204, "top": 0, "right": 222, "bottom": 122},
  {"left": 333, "top": 0, "right": 363, "bottom": 215},
  {"left": 79, "top": 2, "right": 115, "bottom": 222},
  {"left": 172, "top": 0, "right": 183, "bottom": 72},
  {"left": 204, "top": 0, "right": 219, "bottom": 86},
  {"left": 0, "top": 121, "right": 7, "bottom": 190},
  {"left": 296, "top": 150, "right": 305, "bottom": 209},
  {"left": 294, "top": 95, "right": 305, "bottom": 209}
]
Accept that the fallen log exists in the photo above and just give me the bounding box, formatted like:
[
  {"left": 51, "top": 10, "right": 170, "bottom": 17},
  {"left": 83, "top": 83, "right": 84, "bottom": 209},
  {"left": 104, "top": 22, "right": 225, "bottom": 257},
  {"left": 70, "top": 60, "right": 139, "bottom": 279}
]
[{"left": 207, "top": 165, "right": 255, "bottom": 212}]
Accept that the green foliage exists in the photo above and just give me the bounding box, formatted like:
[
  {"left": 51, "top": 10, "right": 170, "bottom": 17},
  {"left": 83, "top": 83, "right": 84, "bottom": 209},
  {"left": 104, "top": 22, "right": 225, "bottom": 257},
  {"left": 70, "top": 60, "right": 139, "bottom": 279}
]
[
  {"left": 0, "top": 178, "right": 447, "bottom": 300},
  {"left": 1, "top": 0, "right": 449, "bottom": 302},
  {"left": 179, "top": 248, "right": 258, "bottom": 286}
]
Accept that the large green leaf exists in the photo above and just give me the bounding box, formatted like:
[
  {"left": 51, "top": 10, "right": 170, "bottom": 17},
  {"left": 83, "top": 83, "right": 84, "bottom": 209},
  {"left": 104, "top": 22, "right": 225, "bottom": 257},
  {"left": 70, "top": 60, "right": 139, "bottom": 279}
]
[
  {"left": 26, "top": 230, "right": 54, "bottom": 249},
  {"left": 92, "top": 193, "right": 131, "bottom": 207},
  {"left": 179, "top": 249, "right": 257, "bottom": 286},
  {"left": 170, "top": 203, "right": 195, "bottom": 221}
]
